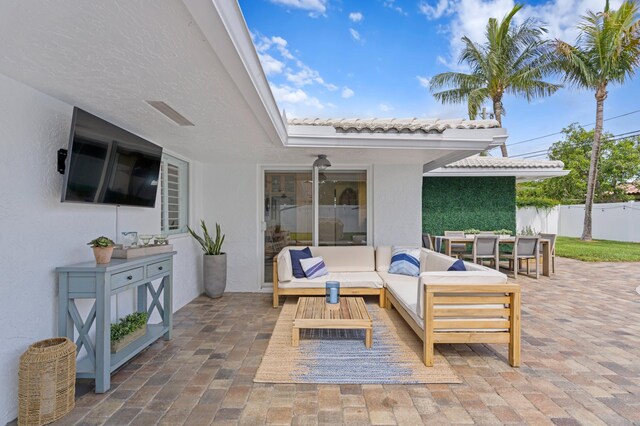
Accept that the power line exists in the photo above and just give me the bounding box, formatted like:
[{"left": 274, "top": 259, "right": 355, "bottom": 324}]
[
  {"left": 510, "top": 129, "right": 640, "bottom": 158},
  {"left": 505, "top": 108, "right": 640, "bottom": 147}
]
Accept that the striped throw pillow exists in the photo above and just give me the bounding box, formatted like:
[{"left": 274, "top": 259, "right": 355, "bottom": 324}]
[
  {"left": 299, "top": 256, "right": 329, "bottom": 279},
  {"left": 388, "top": 247, "right": 420, "bottom": 276}
]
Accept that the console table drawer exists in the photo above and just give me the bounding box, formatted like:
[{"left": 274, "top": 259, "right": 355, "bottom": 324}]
[
  {"left": 112, "top": 267, "right": 144, "bottom": 289},
  {"left": 147, "top": 260, "right": 171, "bottom": 279}
]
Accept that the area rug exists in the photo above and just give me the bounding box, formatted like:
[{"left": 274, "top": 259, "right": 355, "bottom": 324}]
[{"left": 254, "top": 299, "right": 461, "bottom": 384}]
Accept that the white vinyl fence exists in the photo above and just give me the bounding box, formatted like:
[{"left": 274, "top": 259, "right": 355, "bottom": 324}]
[{"left": 517, "top": 201, "right": 640, "bottom": 242}]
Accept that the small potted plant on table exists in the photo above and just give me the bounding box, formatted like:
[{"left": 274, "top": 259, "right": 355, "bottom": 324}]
[{"left": 88, "top": 236, "right": 116, "bottom": 264}]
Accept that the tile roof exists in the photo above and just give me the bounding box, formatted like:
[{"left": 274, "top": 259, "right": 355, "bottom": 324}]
[
  {"left": 444, "top": 156, "right": 565, "bottom": 169},
  {"left": 288, "top": 117, "right": 500, "bottom": 133}
]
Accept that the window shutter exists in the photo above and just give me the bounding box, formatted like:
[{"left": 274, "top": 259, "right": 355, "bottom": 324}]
[{"left": 160, "top": 154, "right": 189, "bottom": 234}]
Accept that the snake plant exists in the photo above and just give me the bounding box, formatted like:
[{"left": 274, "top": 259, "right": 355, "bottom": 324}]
[{"left": 187, "top": 220, "right": 225, "bottom": 255}]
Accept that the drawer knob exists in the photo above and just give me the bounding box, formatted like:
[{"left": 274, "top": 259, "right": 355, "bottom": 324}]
[
  {"left": 158, "top": 266, "right": 163, "bottom": 271},
  {"left": 127, "top": 275, "right": 133, "bottom": 280}
]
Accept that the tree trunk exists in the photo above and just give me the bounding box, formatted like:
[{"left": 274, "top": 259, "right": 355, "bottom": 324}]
[
  {"left": 493, "top": 98, "right": 508, "bottom": 157},
  {"left": 581, "top": 85, "right": 607, "bottom": 241}
]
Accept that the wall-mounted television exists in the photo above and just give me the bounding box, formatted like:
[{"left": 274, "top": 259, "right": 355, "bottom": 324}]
[{"left": 61, "top": 107, "right": 163, "bottom": 208}]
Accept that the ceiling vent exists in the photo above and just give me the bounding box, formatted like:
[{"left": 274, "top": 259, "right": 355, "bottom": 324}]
[{"left": 146, "top": 101, "right": 194, "bottom": 126}]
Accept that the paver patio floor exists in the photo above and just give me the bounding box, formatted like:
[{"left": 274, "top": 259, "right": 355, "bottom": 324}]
[{"left": 55, "top": 257, "right": 640, "bottom": 425}]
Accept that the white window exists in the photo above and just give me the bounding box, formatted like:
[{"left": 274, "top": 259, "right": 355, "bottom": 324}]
[{"left": 160, "top": 154, "right": 189, "bottom": 234}]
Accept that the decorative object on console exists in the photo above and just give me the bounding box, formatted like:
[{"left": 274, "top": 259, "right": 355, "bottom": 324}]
[
  {"left": 87, "top": 236, "right": 115, "bottom": 264},
  {"left": 325, "top": 281, "right": 340, "bottom": 304},
  {"left": 121, "top": 231, "right": 138, "bottom": 247},
  {"left": 111, "top": 243, "right": 173, "bottom": 259},
  {"left": 139, "top": 235, "right": 153, "bottom": 246},
  {"left": 154, "top": 235, "right": 168, "bottom": 245},
  {"left": 187, "top": 220, "right": 227, "bottom": 298}
]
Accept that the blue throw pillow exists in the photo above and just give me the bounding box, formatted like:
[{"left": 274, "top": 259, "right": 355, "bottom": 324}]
[
  {"left": 299, "top": 256, "right": 329, "bottom": 279},
  {"left": 447, "top": 259, "right": 467, "bottom": 271},
  {"left": 289, "top": 247, "right": 312, "bottom": 279},
  {"left": 388, "top": 247, "right": 420, "bottom": 276}
]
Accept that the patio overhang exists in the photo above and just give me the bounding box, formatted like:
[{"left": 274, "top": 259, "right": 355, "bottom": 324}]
[{"left": 424, "top": 156, "right": 569, "bottom": 182}]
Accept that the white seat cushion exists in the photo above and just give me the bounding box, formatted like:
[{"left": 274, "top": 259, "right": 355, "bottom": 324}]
[
  {"left": 382, "top": 275, "right": 422, "bottom": 329},
  {"left": 278, "top": 271, "right": 383, "bottom": 289}
]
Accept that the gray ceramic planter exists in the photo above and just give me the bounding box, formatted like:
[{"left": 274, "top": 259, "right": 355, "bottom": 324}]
[{"left": 203, "top": 253, "right": 227, "bottom": 298}]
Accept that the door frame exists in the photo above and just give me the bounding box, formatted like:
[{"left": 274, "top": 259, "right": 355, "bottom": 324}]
[{"left": 257, "top": 164, "right": 373, "bottom": 290}]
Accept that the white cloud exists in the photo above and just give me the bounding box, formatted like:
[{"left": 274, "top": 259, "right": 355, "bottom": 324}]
[
  {"left": 269, "top": 0, "right": 328, "bottom": 14},
  {"left": 379, "top": 103, "right": 393, "bottom": 112},
  {"left": 416, "top": 75, "right": 431, "bottom": 88},
  {"left": 418, "top": 0, "right": 453, "bottom": 20},
  {"left": 270, "top": 84, "right": 325, "bottom": 109},
  {"left": 349, "top": 28, "right": 361, "bottom": 41},
  {"left": 258, "top": 53, "right": 285, "bottom": 76},
  {"left": 342, "top": 87, "right": 355, "bottom": 98},
  {"left": 383, "top": 0, "right": 408, "bottom": 15},
  {"left": 436, "top": 0, "right": 624, "bottom": 70},
  {"left": 349, "top": 12, "right": 363, "bottom": 22}
]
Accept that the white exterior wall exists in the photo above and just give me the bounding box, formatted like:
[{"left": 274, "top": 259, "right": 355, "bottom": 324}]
[
  {"left": 0, "top": 74, "right": 203, "bottom": 424},
  {"left": 202, "top": 162, "right": 423, "bottom": 291},
  {"left": 558, "top": 202, "right": 640, "bottom": 242},
  {"left": 516, "top": 207, "right": 559, "bottom": 234}
]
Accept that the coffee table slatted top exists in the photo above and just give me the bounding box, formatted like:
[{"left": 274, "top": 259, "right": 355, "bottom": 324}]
[{"left": 292, "top": 297, "right": 373, "bottom": 347}]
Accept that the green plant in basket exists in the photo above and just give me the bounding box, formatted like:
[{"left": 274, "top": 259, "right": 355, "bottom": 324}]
[
  {"left": 87, "top": 236, "right": 115, "bottom": 247},
  {"left": 110, "top": 312, "right": 148, "bottom": 343},
  {"left": 494, "top": 229, "right": 512, "bottom": 235}
]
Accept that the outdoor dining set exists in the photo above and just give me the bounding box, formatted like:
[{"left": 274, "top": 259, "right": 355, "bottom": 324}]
[{"left": 423, "top": 231, "right": 557, "bottom": 278}]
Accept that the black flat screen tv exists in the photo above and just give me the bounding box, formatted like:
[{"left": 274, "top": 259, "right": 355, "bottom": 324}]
[{"left": 61, "top": 107, "right": 163, "bottom": 207}]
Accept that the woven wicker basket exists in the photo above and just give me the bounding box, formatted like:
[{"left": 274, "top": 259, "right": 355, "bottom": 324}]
[{"left": 18, "top": 338, "right": 76, "bottom": 426}]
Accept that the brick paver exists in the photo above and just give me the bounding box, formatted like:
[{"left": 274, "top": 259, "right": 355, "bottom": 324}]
[{"left": 54, "top": 257, "right": 640, "bottom": 425}]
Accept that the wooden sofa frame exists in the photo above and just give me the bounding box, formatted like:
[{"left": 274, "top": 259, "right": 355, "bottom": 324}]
[
  {"left": 385, "top": 283, "right": 521, "bottom": 367},
  {"left": 272, "top": 256, "right": 385, "bottom": 308}
]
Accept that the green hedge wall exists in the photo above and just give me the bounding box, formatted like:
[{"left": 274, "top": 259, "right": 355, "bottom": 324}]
[{"left": 422, "top": 176, "right": 516, "bottom": 236}]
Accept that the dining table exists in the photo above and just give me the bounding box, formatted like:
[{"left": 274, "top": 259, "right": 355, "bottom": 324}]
[{"left": 435, "top": 236, "right": 552, "bottom": 277}]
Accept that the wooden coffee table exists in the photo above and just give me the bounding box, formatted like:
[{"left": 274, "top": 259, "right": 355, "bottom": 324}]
[{"left": 292, "top": 297, "right": 373, "bottom": 348}]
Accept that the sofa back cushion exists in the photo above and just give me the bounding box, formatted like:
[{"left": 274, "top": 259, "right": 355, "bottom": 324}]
[
  {"left": 375, "top": 246, "right": 392, "bottom": 272},
  {"left": 424, "top": 249, "right": 457, "bottom": 271},
  {"left": 311, "top": 246, "right": 375, "bottom": 272}
]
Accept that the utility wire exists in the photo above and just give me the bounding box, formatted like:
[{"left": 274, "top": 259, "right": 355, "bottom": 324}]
[
  {"left": 510, "top": 129, "right": 640, "bottom": 158},
  {"left": 505, "top": 108, "right": 640, "bottom": 147}
]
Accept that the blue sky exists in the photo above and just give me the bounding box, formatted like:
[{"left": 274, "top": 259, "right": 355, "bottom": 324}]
[{"left": 238, "top": 0, "right": 640, "bottom": 158}]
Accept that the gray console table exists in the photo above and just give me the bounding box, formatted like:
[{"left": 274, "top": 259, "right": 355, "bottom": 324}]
[{"left": 56, "top": 251, "right": 176, "bottom": 393}]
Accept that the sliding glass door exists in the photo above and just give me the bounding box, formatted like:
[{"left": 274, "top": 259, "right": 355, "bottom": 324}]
[
  {"left": 264, "top": 171, "right": 312, "bottom": 283},
  {"left": 263, "top": 168, "right": 369, "bottom": 285},
  {"left": 318, "top": 170, "right": 368, "bottom": 246}
]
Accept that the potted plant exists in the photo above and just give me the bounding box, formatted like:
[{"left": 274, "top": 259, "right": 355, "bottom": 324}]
[
  {"left": 187, "top": 220, "right": 226, "bottom": 298},
  {"left": 110, "top": 312, "right": 148, "bottom": 353},
  {"left": 494, "top": 229, "right": 512, "bottom": 239},
  {"left": 463, "top": 228, "right": 481, "bottom": 237},
  {"left": 87, "top": 236, "right": 115, "bottom": 264}
]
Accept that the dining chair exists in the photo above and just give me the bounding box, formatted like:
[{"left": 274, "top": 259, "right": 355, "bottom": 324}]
[
  {"left": 444, "top": 230, "right": 468, "bottom": 258},
  {"left": 539, "top": 233, "right": 557, "bottom": 273},
  {"left": 502, "top": 236, "right": 540, "bottom": 278},
  {"left": 422, "top": 233, "right": 433, "bottom": 250},
  {"left": 462, "top": 235, "right": 500, "bottom": 270}
]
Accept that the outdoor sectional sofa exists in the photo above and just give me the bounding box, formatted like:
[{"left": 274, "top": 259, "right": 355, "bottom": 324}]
[{"left": 273, "top": 246, "right": 521, "bottom": 367}]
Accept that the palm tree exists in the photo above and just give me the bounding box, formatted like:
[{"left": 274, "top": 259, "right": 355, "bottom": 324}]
[
  {"left": 430, "top": 4, "right": 561, "bottom": 157},
  {"left": 555, "top": 0, "right": 640, "bottom": 241}
]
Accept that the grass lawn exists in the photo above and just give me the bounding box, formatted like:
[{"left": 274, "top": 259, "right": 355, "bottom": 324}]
[{"left": 555, "top": 236, "right": 640, "bottom": 262}]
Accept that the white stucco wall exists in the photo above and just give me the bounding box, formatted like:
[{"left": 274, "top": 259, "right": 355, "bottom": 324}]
[
  {"left": 0, "top": 73, "right": 202, "bottom": 424},
  {"left": 516, "top": 207, "right": 559, "bottom": 234},
  {"left": 202, "top": 162, "right": 423, "bottom": 291}
]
